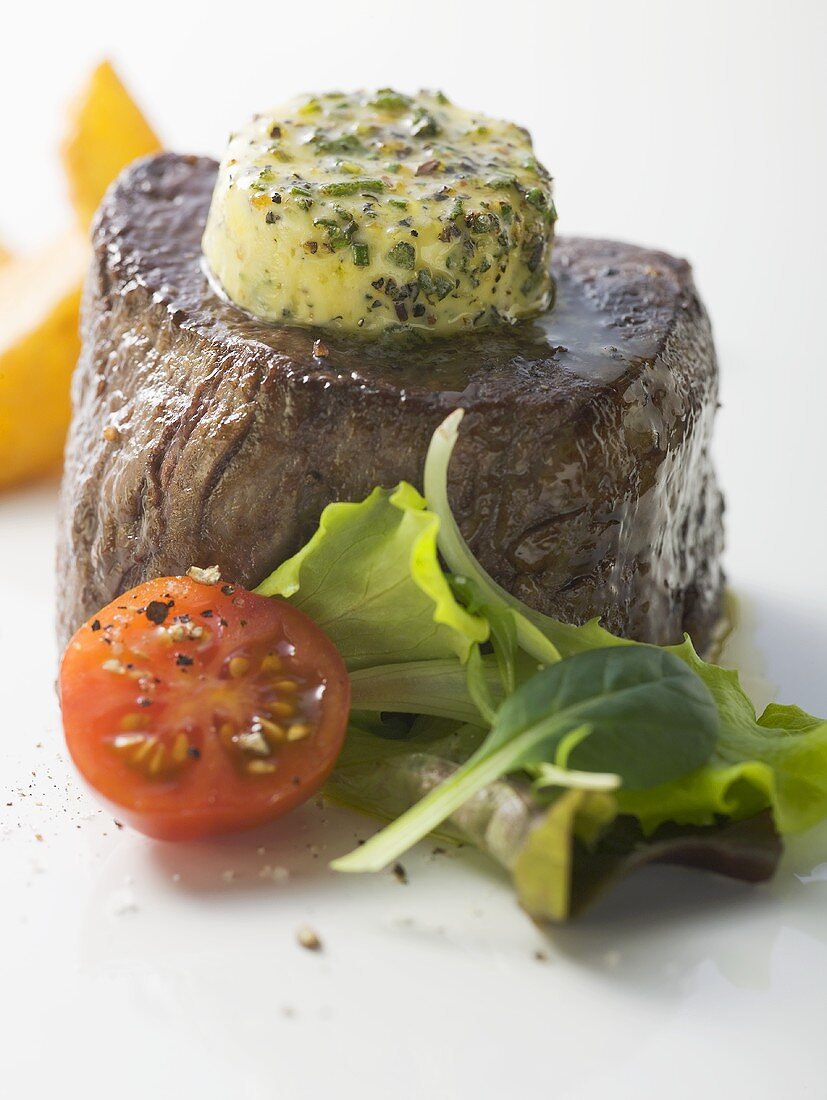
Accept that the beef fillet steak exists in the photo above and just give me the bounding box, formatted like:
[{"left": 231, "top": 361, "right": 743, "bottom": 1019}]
[{"left": 57, "top": 153, "right": 724, "bottom": 649}]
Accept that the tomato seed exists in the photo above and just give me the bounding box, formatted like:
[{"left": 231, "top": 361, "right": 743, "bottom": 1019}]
[
  {"left": 172, "top": 733, "right": 189, "bottom": 764},
  {"left": 272, "top": 679, "right": 299, "bottom": 693},
  {"left": 218, "top": 722, "right": 236, "bottom": 749},
  {"left": 269, "top": 700, "right": 296, "bottom": 718},
  {"left": 247, "top": 759, "right": 277, "bottom": 775},
  {"left": 228, "top": 656, "right": 251, "bottom": 679},
  {"left": 133, "top": 737, "right": 157, "bottom": 762},
  {"left": 286, "top": 723, "right": 311, "bottom": 742},
  {"left": 255, "top": 716, "right": 286, "bottom": 743}
]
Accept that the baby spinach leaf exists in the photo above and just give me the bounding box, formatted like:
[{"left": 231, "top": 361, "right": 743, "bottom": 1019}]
[{"left": 491, "top": 646, "right": 718, "bottom": 789}]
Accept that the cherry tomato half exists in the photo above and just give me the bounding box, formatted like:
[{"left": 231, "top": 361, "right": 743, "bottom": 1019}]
[{"left": 59, "top": 575, "right": 351, "bottom": 840}]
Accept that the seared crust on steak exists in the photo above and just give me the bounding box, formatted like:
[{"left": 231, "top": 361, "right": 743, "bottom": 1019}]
[{"left": 57, "top": 153, "right": 724, "bottom": 648}]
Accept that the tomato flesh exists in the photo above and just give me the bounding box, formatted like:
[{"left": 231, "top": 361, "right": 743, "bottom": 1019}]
[{"left": 59, "top": 575, "right": 351, "bottom": 840}]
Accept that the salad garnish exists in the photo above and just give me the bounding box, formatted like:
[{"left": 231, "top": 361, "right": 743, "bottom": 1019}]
[
  {"left": 257, "top": 410, "right": 827, "bottom": 919},
  {"left": 59, "top": 412, "right": 827, "bottom": 920}
]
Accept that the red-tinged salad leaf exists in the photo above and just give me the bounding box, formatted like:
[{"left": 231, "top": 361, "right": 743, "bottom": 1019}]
[
  {"left": 558, "top": 812, "right": 782, "bottom": 921},
  {"left": 513, "top": 797, "right": 781, "bottom": 922}
]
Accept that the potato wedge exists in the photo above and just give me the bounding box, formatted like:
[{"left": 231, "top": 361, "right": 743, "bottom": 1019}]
[
  {"left": 0, "top": 62, "right": 161, "bottom": 490},
  {"left": 0, "top": 62, "right": 162, "bottom": 491},
  {"left": 62, "top": 60, "right": 161, "bottom": 227},
  {"left": 0, "top": 230, "right": 87, "bottom": 488}
]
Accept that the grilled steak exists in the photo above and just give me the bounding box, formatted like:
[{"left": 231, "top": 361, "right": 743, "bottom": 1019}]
[{"left": 57, "top": 153, "right": 724, "bottom": 649}]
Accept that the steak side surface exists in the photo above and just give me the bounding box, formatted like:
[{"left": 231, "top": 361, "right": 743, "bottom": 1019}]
[{"left": 57, "top": 153, "right": 724, "bottom": 649}]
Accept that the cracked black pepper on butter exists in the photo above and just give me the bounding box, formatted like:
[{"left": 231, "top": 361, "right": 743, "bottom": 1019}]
[{"left": 202, "top": 89, "right": 556, "bottom": 337}]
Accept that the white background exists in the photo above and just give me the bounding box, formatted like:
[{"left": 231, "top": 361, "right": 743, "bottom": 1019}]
[{"left": 1, "top": 1, "right": 826, "bottom": 1097}]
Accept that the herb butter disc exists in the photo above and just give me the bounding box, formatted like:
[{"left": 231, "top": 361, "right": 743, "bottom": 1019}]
[{"left": 202, "top": 90, "right": 556, "bottom": 337}]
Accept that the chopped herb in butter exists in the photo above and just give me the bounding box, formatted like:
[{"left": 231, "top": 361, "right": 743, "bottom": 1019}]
[{"left": 202, "top": 89, "right": 556, "bottom": 337}]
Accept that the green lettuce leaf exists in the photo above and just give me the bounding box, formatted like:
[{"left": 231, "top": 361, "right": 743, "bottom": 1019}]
[
  {"left": 255, "top": 482, "right": 487, "bottom": 670},
  {"left": 349, "top": 655, "right": 501, "bottom": 724}
]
